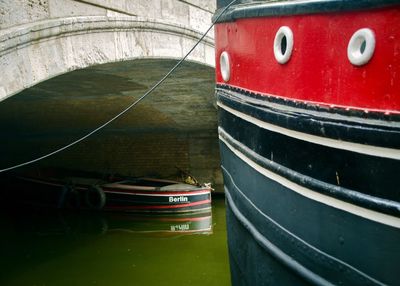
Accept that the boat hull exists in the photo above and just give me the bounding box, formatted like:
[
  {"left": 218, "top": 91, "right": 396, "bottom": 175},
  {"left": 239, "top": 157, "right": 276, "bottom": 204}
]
[
  {"left": 221, "top": 140, "right": 399, "bottom": 285},
  {"left": 218, "top": 82, "right": 400, "bottom": 286},
  {"left": 215, "top": 1, "right": 400, "bottom": 285},
  {"left": 103, "top": 187, "right": 212, "bottom": 213},
  {"left": 0, "top": 175, "right": 212, "bottom": 213}
]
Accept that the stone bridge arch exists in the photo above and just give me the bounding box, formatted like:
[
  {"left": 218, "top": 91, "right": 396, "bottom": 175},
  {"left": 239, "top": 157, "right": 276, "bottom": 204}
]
[{"left": 0, "top": 0, "right": 215, "bottom": 101}]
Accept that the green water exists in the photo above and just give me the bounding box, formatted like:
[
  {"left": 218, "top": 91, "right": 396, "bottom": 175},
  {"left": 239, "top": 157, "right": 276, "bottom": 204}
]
[{"left": 0, "top": 198, "right": 230, "bottom": 286}]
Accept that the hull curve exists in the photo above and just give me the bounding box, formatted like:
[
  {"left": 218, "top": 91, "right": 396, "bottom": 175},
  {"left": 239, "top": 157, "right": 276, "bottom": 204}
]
[{"left": 215, "top": 1, "right": 400, "bottom": 285}]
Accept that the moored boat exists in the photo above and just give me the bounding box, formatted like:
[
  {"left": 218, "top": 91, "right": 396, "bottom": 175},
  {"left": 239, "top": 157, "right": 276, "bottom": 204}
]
[
  {"left": 1, "top": 170, "right": 212, "bottom": 213},
  {"left": 214, "top": 0, "right": 400, "bottom": 285}
]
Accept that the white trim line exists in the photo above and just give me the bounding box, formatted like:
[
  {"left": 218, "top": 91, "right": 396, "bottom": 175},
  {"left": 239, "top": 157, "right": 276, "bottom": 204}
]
[
  {"left": 219, "top": 135, "right": 400, "bottom": 228},
  {"left": 103, "top": 191, "right": 208, "bottom": 197},
  {"left": 223, "top": 170, "right": 386, "bottom": 285},
  {"left": 218, "top": 102, "right": 400, "bottom": 160}
]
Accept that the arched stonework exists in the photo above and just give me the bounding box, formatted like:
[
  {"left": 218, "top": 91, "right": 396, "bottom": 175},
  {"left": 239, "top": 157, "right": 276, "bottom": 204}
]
[{"left": 0, "top": 0, "right": 215, "bottom": 101}]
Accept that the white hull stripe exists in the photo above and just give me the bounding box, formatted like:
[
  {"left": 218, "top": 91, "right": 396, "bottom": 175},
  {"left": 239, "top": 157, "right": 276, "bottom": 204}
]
[
  {"left": 103, "top": 191, "right": 208, "bottom": 197},
  {"left": 218, "top": 101, "right": 400, "bottom": 160},
  {"left": 219, "top": 135, "right": 400, "bottom": 229},
  {"left": 224, "top": 184, "right": 384, "bottom": 285}
]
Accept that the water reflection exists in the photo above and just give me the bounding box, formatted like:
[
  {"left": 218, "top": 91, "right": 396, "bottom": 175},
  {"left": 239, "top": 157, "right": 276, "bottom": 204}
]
[
  {"left": 106, "top": 212, "right": 212, "bottom": 236},
  {"left": 0, "top": 198, "right": 229, "bottom": 286}
]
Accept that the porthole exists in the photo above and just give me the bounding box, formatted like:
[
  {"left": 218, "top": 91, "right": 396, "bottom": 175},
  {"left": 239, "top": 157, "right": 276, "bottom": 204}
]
[
  {"left": 220, "top": 51, "right": 231, "bottom": 82},
  {"left": 274, "top": 26, "right": 294, "bottom": 64},
  {"left": 347, "top": 28, "right": 375, "bottom": 66}
]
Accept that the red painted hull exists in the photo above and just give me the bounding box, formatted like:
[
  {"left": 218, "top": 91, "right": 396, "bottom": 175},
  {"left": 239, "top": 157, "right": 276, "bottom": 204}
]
[{"left": 215, "top": 7, "right": 400, "bottom": 113}]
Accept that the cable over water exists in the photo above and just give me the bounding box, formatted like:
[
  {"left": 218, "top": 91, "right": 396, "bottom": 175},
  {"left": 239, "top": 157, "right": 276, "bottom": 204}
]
[{"left": 0, "top": 0, "right": 237, "bottom": 173}]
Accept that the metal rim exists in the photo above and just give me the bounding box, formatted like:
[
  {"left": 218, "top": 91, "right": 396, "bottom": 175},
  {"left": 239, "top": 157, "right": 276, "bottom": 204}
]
[
  {"left": 220, "top": 51, "right": 231, "bottom": 82},
  {"left": 274, "top": 26, "right": 294, "bottom": 64},
  {"left": 347, "top": 28, "right": 376, "bottom": 66}
]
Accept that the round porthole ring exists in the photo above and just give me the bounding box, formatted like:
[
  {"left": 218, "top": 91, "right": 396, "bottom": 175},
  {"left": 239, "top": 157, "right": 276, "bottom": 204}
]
[
  {"left": 220, "top": 51, "right": 231, "bottom": 82},
  {"left": 347, "top": 28, "right": 375, "bottom": 66},
  {"left": 273, "top": 26, "right": 294, "bottom": 64}
]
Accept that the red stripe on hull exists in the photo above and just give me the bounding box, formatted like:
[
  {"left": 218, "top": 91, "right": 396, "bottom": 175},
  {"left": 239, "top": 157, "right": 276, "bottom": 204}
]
[
  {"left": 215, "top": 7, "right": 400, "bottom": 112},
  {"left": 105, "top": 199, "right": 212, "bottom": 210},
  {"left": 154, "top": 216, "right": 211, "bottom": 222}
]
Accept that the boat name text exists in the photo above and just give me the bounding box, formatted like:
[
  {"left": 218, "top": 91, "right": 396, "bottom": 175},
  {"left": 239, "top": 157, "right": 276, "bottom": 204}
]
[{"left": 169, "top": 196, "right": 188, "bottom": 203}]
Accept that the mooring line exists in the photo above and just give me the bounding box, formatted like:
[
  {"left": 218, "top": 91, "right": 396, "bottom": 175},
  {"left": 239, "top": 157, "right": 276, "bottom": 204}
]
[{"left": 0, "top": 0, "right": 238, "bottom": 173}]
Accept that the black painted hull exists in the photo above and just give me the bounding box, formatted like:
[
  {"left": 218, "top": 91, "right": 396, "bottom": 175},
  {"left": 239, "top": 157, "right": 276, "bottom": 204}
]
[
  {"left": 218, "top": 88, "right": 400, "bottom": 285},
  {"left": 102, "top": 187, "right": 212, "bottom": 213}
]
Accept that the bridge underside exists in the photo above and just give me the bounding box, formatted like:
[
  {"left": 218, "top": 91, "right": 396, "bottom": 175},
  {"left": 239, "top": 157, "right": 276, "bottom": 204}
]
[{"left": 0, "top": 59, "right": 221, "bottom": 187}]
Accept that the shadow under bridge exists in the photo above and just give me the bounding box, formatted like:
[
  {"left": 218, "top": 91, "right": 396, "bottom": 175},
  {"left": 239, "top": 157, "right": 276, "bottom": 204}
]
[{"left": 0, "top": 59, "right": 222, "bottom": 187}]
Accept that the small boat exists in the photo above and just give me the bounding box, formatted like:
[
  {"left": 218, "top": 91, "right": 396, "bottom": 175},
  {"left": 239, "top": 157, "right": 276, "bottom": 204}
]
[
  {"left": 214, "top": 0, "right": 400, "bottom": 285},
  {"left": 0, "top": 170, "right": 212, "bottom": 213}
]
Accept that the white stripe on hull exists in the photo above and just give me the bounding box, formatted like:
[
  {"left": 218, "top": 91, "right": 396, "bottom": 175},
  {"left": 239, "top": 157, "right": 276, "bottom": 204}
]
[
  {"left": 103, "top": 191, "right": 209, "bottom": 197},
  {"left": 219, "top": 135, "right": 400, "bottom": 229},
  {"left": 218, "top": 102, "right": 400, "bottom": 160}
]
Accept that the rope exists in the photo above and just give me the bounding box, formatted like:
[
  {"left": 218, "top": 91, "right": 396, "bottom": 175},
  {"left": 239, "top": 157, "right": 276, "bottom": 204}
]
[{"left": 0, "top": 0, "right": 237, "bottom": 173}]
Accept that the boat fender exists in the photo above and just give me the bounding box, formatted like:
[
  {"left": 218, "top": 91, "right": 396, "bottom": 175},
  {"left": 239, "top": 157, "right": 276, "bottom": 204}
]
[
  {"left": 85, "top": 185, "right": 106, "bottom": 210},
  {"left": 65, "top": 186, "right": 81, "bottom": 209},
  {"left": 58, "top": 185, "right": 70, "bottom": 208}
]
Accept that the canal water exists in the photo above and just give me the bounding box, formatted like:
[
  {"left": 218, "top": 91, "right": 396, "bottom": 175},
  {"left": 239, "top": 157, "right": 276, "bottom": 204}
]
[{"left": 0, "top": 196, "right": 230, "bottom": 286}]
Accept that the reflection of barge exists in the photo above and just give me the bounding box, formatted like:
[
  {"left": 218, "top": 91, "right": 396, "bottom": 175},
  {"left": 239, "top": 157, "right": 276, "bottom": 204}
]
[
  {"left": 1, "top": 170, "right": 212, "bottom": 213},
  {"left": 214, "top": 0, "right": 400, "bottom": 285},
  {"left": 0, "top": 208, "right": 212, "bottom": 284},
  {"left": 107, "top": 212, "right": 213, "bottom": 236}
]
